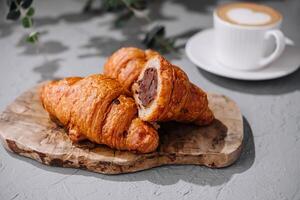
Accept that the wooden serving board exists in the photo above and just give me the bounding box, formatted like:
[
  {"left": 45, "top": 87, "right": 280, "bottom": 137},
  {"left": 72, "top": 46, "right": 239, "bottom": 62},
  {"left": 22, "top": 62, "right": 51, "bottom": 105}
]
[{"left": 0, "top": 84, "right": 243, "bottom": 174}]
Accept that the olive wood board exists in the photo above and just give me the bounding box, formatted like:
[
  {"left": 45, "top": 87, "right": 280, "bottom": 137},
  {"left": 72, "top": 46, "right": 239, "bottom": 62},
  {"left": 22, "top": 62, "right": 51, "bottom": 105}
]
[{"left": 0, "top": 83, "right": 243, "bottom": 174}]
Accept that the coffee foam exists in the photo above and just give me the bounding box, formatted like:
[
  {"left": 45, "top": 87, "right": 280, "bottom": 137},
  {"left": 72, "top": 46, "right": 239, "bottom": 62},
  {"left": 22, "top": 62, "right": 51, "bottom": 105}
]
[
  {"left": 227, "top": 8, "right": 271, "bottom": 25},
  {"left": 216, "top": 3, "right": 282, "bottom": 26}
]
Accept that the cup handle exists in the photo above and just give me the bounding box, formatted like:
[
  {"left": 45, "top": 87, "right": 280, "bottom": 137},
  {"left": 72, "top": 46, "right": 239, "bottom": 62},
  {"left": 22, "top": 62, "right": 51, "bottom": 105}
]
[{"left": 259, "top": 30, "right": 286, "bottom": 67}]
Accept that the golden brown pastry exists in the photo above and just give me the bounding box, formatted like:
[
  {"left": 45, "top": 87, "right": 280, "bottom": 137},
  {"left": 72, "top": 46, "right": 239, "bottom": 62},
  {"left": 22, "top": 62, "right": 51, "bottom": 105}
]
[
  {"left": 40, "top": 74, "right": 159, "bottom": 153},
  {"left": 104, "top": 47, "right": 159, "bottom": 92},
  {"left": 132, "top": 55, "right": 214, "bottom": 125},
  {"left": 104, "top": 47, "right": 214, "bottom": 126}
]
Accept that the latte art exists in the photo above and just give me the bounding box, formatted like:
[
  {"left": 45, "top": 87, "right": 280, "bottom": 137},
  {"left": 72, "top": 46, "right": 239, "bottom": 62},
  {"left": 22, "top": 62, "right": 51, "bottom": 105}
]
[
  {"left": 216, "top": 3, "right": 281, "bottom": 26},
  {"left": 227, "top": 8, "right": 271, "bottom": 25}
]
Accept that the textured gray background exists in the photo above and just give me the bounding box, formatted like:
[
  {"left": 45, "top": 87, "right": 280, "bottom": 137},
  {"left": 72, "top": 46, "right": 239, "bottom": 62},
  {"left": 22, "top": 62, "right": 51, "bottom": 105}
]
[{"left": 0, "top": 0, "right": 299, "bottom": 199}]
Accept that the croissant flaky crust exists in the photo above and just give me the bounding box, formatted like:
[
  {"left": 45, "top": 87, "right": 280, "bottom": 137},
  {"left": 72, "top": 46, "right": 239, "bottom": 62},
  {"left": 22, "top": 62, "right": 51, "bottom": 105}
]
[
  {"left": 104, "top": 47, "right": 214, "bottom": 126},
  {"left": 104, "top": 47, "right": 159, "bottom": 92},
  {"left": 132, "top": 55, "right": 214, "bottom": 125},
  {"left": 40, "top": 74, "right": 159, "bottom": 153}
]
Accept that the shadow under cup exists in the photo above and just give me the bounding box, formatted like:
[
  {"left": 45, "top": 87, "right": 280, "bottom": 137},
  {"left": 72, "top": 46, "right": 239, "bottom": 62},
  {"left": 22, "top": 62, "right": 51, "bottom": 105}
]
[{"left": 213, "top": 4, "right": 285, "bottom": 71}]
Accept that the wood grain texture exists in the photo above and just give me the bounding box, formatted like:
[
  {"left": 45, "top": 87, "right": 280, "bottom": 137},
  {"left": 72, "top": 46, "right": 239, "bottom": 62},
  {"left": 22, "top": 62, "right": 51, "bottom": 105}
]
[{"left": 0, "top": 84, "right": 243, "bottom": 174}]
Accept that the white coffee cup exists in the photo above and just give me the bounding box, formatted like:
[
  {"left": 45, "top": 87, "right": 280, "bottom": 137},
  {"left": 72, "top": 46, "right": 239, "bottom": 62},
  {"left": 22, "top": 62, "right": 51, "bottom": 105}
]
[{"left": 214, "top": 3, "right": 286, "bottom": 71}]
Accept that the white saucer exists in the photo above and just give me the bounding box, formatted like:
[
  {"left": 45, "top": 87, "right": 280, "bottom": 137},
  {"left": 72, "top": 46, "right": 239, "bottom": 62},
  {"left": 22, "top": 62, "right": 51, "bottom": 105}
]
[{"left": 185, "top": 29, "right": 300, "bottom": 80}]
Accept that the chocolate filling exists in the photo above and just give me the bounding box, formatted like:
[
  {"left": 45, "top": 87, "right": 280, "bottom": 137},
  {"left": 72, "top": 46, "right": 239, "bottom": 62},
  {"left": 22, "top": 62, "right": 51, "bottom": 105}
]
[{"left": 137, "top": 68, "right": 158, "bottom": 107}]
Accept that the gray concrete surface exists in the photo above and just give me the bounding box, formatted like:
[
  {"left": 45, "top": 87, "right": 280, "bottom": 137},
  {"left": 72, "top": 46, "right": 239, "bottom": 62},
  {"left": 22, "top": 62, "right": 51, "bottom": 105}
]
[{"left": 0, "top": 0, "right": 299, "bottom": 199}]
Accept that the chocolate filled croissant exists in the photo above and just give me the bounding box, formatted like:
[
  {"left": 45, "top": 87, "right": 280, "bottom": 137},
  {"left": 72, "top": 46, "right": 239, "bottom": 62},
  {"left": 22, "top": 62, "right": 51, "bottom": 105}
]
[
  {"left": 132, "top": 55, "right": 214, "bottom": 125},
  {"left": 104, "top": 47, "right": 159, "bottom": 92},
  {"left": 104, "top": 47, "right": 214, "bottom": 126},
  {"left": 40, "top": 74, "right": 159, "bottom": 153}
]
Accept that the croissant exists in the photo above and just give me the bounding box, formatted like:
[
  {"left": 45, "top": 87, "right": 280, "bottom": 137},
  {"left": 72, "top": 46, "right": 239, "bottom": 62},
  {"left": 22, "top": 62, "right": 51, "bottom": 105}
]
[
  {"left": 104, "top": 47, "right": 214, "bottom": 126},
  {"left": 104, "top": 47, "right": 159, "bottom": 92},
  {"left": 40, "top": 74, "right": 159, "bottom": 153}
]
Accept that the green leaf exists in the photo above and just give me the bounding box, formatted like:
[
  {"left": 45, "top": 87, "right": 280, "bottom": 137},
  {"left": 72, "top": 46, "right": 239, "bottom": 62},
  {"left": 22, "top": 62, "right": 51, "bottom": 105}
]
[
  {"left": 22, "top": 16, "right": 32, "bottom": 28},
  {"left": 21, "top": 0, "right": 33, "bottom": 9},
  {"left": 102, "top": 0, "right": 124, "bottom": 11},
  {"left": 26, "top": 31, "right": 39, "bottom": 43},
  {"left": 26, "top": 7, "right": 35, "bottom": 17},
  {"left": 142, "top": 25, "right": 177, "bottom": 54},
  {"left": 6, "top": 9, "right": 21, "bottom": 21},
  {"left": 143, "top": 25, "right": 165, "bottom": 47},
  {"left": 9, "top": 1, "right": 17, "bottom": 11}
]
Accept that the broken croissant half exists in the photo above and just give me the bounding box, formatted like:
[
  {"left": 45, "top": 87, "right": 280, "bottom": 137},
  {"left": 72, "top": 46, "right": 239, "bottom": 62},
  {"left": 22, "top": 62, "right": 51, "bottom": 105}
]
[
  {"left": 104, "top": 47, "right": 214, "bottom": 126},
  {"left": 40, "top": 74, "right": 159, "bottom": 153},
  {"left": 104, "top": 47, "right": 159, "bottom": 92}
]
